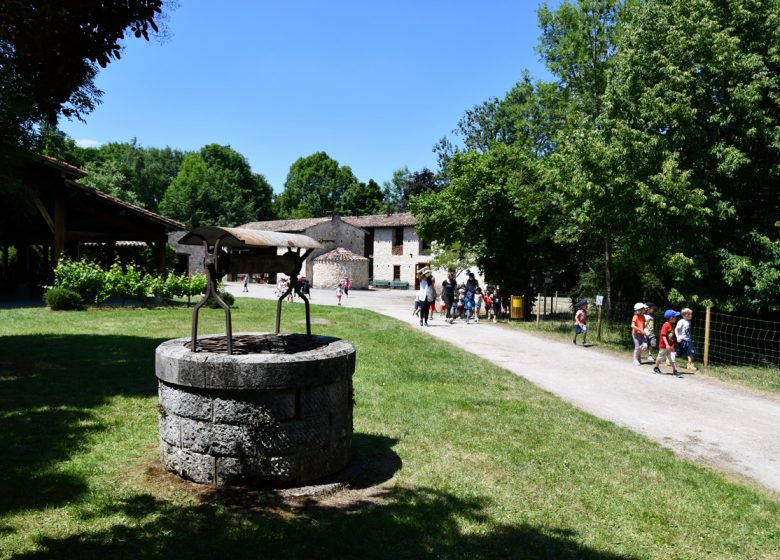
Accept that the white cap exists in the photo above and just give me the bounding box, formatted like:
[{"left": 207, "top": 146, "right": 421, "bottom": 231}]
[{"left": 634, "top": 302, "right": 646, "bottom": 311}]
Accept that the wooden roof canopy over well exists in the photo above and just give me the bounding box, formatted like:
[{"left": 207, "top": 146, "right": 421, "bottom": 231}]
[{"left": 179, "top": 226, "right": 323, "bottom": 250}]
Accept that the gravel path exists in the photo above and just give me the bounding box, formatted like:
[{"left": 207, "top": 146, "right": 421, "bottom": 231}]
[{"left": 226, "top": 282, "right": 780, "bottom": 495}]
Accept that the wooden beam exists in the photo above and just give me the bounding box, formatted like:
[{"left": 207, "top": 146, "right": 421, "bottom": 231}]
[
  {"left": 32, "top": 196, "right": 55, "bottom": 234},
  {"left": 155, "top": 236, "right": 167, "bottom": 275}
]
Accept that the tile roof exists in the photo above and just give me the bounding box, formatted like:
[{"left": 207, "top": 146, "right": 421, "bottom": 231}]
[
  {"left": 342, "top": 213, "right": 418, "bottom": 228},
  {"left": 313, "top": 247, "right": 369, "bottom": 262},
  {"left": 241, "top": 213, "right": 418, "bottom": 232},
  {"left": 241, "top": 217, "right": 331, "bottom": 232}
]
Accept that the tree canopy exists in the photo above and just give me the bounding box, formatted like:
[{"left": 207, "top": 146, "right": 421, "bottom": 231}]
[
  {"left": 159, "top": 144, "right": 274, "bottom": 228},
  {"left": 413, "top": 0, "right": 780, "bottom": 313},
  {"left": 274, "top": 152, "right": 360, "bottom": 218}
]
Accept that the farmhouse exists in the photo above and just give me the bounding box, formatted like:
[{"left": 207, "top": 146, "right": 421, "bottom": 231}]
[{"left": 236, "top": 213, "right": 435, "bottom": 288}]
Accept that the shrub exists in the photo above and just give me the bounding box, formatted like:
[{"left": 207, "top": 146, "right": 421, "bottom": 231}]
[
  {"left": 44, "top": 287, "right": 84, "bottom": 311},
  {"left": 207, "top": 290, "right": 235, "bottom": 309}
]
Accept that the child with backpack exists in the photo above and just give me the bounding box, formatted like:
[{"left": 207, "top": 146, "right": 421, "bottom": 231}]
[{"left": 631, "top": 302, "right": 648, "bottom": 365}]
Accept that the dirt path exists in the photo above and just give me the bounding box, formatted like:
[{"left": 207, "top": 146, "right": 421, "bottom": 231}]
[{"left": 226, "top": 282, "right": 780, "bottom": 495}]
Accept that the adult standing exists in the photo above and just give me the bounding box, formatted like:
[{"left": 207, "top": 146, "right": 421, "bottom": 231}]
[
  {"left": 344, "top": 276, "right": 350, "bottom": 297},
  {"left": 465, "top": 272, "right": 479, "bottom": 294},
  {"left": 417, "top": 273, "right": 435, "bottom": 327},
  {"left": 441, "top": 273, "right": 456, "bottom": 320}
]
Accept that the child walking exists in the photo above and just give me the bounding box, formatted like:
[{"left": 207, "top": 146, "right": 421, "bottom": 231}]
[
  {"left": 655, "top": 310, "right": 682, "bottom": 376},
  {"left": 631, "top": 302, "right": 648, "bottom": 365},
  {"left": 335, "top": 283, "right": 343, "bottom": 305},
  {"left": 573, "top": 299, "right": 588, "bottom": 345},
  {"left": 464, "top": 291, "right": 475, "bottom": 324},
  {"left": 644, "top": 302, "right": 657, "bottom": 361},
  {"left": 675, "top": 308, "right": 697, "bottom": 371},
  {"left": 473, "top": 288, "right": 484, "bottom": 322}
]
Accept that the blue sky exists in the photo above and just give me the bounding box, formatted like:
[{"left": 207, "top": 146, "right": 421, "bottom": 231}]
[{"left": 60, "top": 1, "right": 556, "bottom": 192}]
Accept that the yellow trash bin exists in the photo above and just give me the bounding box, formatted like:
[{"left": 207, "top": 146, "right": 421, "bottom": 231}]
[{"left": 510, "top": 295, "right": 524, "bottom": 320}]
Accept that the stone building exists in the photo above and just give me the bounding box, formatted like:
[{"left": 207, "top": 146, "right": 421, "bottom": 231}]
[
  {"left": 188, "top": 212, "right": 485, "bottom": 290},
  {"left": 312, "top": 248, "right": 369, "bottom": 289}
]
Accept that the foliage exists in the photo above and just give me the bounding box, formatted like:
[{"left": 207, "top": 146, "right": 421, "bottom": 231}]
[
  {"left": 382, "top": 167, "right": 413, "bottom": 212},
  {"left": 52, "top": 258, "right": 106, "bottom": 302},
  {"left": 602, "top": 0, "right": 780, "bottom": 311},
  {"left": 206, "top": 290, "right": 235, "bottom": 308},
  {"left": 43, "top": 287, "right": 85, "bottom": 311},
  {"left": 159, "top": 144, "right": 274, "bottom": 228},
  {"left": 337, "top": 179, "right": 385, "bottom": 216},
  {"left": 0, "top": 1, "right": 165, "bottom": 124},
  {"left": 274, "top": 151, "right": 360, "bottom": 218},
  {"left": 51, "top": 257, "right": 207, "bottom": 305}
]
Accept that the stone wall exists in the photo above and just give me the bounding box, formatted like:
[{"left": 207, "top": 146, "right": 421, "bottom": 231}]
[
  {"left": 168, "top": 231, "right": 206, "bottom": 276},
  {"left": 156, "top": 333, "right": 355, "bottom": 486},
  {"left": 313, "top": 260, "right": 369, "bottom": 289},
  {"left": 370, "top": 226, "right": 428, "bottom": 286}
]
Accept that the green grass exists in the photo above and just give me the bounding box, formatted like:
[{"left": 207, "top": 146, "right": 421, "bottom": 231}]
[
  {"left": 510, "top": 318, "right": 780, "bottom": 395},
  {"left": 1, "top": 299, "right": 778, "bottom": 559}
]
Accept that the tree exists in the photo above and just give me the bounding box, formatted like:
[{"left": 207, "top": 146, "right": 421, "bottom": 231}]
[
  {"left": 159, "top": 144, "right": 274, "bottom": 228},
  {"left": 0, "top": 1, "right": 168, "bottom": 209},
  {"left": 0, "top": 1, "right": 165, "bottom": 124},
  {"left": 411, "top": 144, "right": 569, "bottom": 296},
  {"left": 80, "top": 160, "right": 142, "bottom": 206},
  {"left": 382, "top": 167, "right": 412, "bottom": 212},
  {"left": 337, "top": 179, "right": 385, "bottom": 216},
  {"left": 603, "top": 0, "right": 780, "bottom": 310},
  {"left": 532, "top": 0, "right": 629, "bottom": 313},
  {"left": 89, "top": 139, "right": 186, "bottom": 210},
  {"left": 274, "top": 152, "right": 359, "bottom": 218}
]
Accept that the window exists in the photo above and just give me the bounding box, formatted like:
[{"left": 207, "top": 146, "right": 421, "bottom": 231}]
[
  {"left": 419, "top": 238, "right": 431, "bottom": 255},
  {"left": 392, "top": 227, "right": 404, "bottom": 255},
  {"left": 394, "top": 227, "right": 404, "bottom": 246},
  {"left": 393, "top": 265, "right": 401, "bottom": 281}
]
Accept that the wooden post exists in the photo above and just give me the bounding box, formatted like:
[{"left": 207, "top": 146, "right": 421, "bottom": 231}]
[
  {"left": 536, "top": 293, "right": 541, "bottom": 324},
  {"left": 596, "top": 305, "right": 603, "bottom": 341},
  {"left": 554, "top": 291, "right": 558, "bottom": 314},
  {"left": 703, "top": 306, "right": 711, "bottom": 368},
  {"left": 53, "top": 198, "right": 67, "bottom": 266}
]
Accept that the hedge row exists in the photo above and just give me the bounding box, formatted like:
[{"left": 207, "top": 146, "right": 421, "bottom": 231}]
[{"left": 51, "top": 259, "right": 208, "bottom": 305}]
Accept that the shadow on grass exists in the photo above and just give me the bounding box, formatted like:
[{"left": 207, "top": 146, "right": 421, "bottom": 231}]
[
  {"left": 12, "top": 485, "right": 638, "bottom": 560},
  {"left": 0, "top": 334, "right": 164, "bottom": 515}
]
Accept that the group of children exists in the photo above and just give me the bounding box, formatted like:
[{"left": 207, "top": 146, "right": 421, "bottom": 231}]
[
  {"left": 443, "top": 286, "right": 503, "bottom": 324},
  {"left": 414, "top": 271, "right": 505, "bottom": 326},
  {"left": 574, "top": 300, "right": 697, "bottom": 376}
]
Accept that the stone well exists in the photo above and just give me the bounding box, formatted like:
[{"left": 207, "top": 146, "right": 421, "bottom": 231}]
[{"left": 155, "top": 332, "right": 355, "bottom": 486}]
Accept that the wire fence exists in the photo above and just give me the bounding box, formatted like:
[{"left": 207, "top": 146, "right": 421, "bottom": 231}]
[{"left": 530, "top": 295, "right": 780, "bottom": 369}]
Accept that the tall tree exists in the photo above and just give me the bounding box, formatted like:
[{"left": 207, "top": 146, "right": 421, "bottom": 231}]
[
  {"left": 159, "top": 144, "right": 273, "bottom": 228},
  {"left": 0, "top": 1, "right": 165, "bottom": 124},
  {"left": 604, "top": 0, "right": 780, "bottom": 310},
  {"left": 0, "top": 1, "right": 169, "bottom": 205},
  {"left": 275, "top": 152, "right": 359, "bottom": 218},
  {"left": 337, "top": 179, "right": 385, "bottom": 216},
  {"left": 382, "top": 167, "right": 412, "bottom": 212},
  {"left": 535, "top": 0, "right": 629, "bottom": 312}
]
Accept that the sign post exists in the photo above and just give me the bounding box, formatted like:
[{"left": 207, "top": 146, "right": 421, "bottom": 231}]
[{"left": 595, "top": 295, "right": 604, "bottom": 341}]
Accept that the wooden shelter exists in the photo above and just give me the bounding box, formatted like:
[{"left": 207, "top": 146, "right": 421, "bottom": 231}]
[{"left": 0, "top": 156, "right": 184, "bottom": 295}]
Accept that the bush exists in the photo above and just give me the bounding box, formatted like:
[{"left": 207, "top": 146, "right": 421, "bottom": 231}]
[
  {"left": 44, "top": 287, "right": 84, "bottom": 311},
  {"left": 207, "top": 290, "right": 235, "bottom": 309}
]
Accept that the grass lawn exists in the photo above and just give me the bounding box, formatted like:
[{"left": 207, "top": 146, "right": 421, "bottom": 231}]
[
  {"left": 509, "top": 318, "right": 780, "bottom": 395},
  {"left": 1, "top": 298, "right": 778, "bottom": 559}
]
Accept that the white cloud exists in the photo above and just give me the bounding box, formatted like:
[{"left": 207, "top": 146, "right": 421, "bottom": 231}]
[{"left": 75, "top": 138, "right": 102, "bottom": 148}]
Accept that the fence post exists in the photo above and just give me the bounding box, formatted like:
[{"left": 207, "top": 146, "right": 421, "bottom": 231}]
[
  {"left": 703, "top": 306, "right": 711, "bottom": 368},
  {"left": 596, "top": 305, "right": 603, "bottom": 341},
  {"left": 536, "top": 294, "right": 541, "bottom": 324}
]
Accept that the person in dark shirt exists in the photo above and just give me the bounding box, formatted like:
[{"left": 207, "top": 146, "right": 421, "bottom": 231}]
[{"left": 441, "top": 272, "right": 456, "bottom": 320}]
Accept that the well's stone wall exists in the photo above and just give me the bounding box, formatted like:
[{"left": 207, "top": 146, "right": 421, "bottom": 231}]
[{"left": 155, "top": 333, "right": 355, "bottom": 486}]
